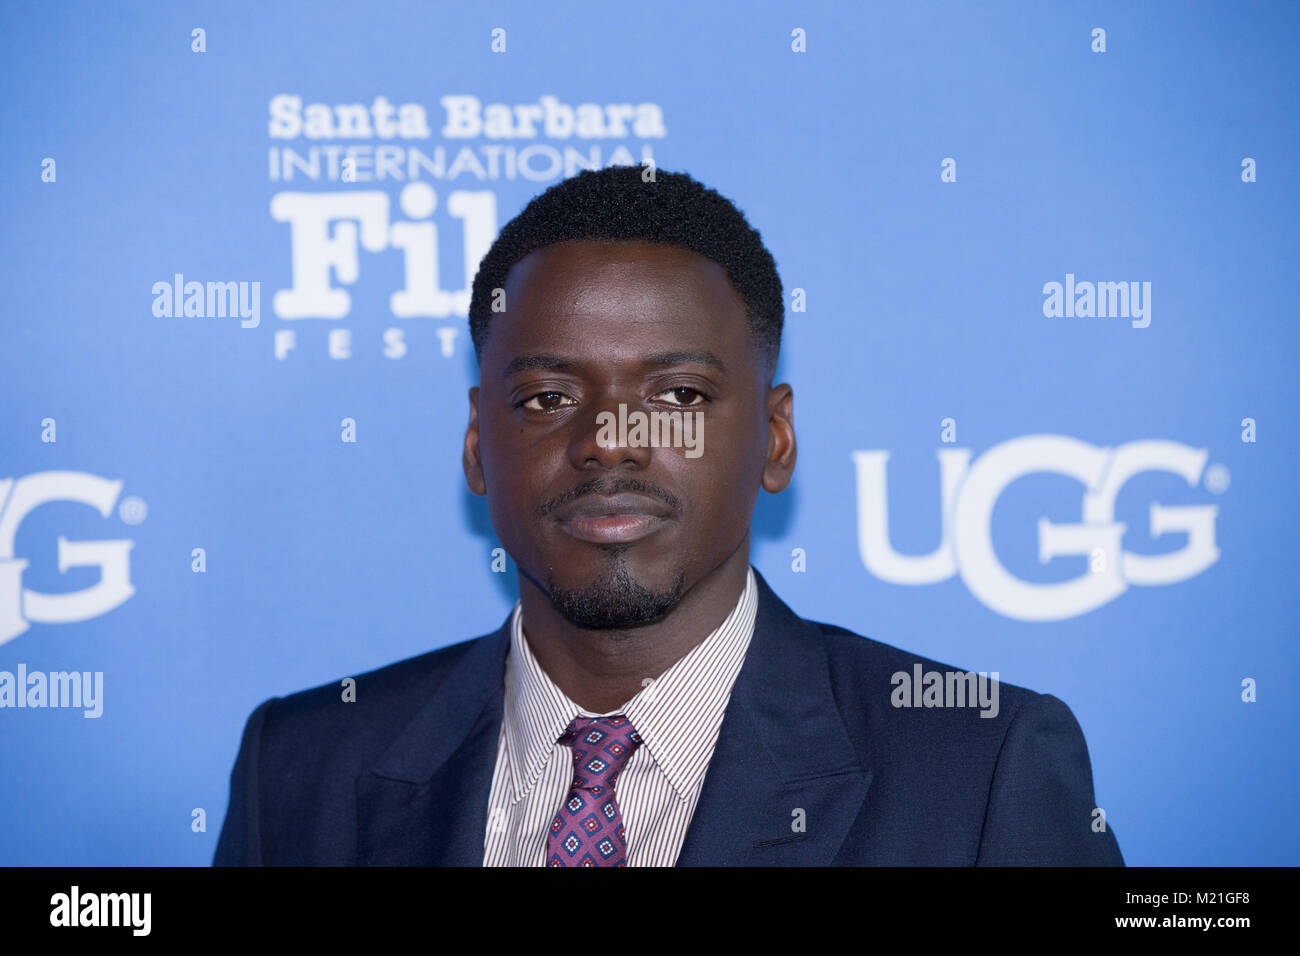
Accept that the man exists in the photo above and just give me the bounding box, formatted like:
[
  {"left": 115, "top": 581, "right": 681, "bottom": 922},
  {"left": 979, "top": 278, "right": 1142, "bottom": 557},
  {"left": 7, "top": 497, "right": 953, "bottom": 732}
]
[{"left": 214, "top": 165, "right": 1123, "bottom": 866}]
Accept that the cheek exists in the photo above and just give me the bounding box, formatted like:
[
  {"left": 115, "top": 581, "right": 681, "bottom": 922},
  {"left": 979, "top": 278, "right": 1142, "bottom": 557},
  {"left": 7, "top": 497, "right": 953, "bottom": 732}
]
[
  {"left": 481, "top": 414, "right": 540, "bottom": 487},
  {"left": 481, "top": 442, "right": 565, "bottom": 549},
  {"left": 480, "top": 439, "right": 529, "bottom": 534},
  {"left": 709, "top": 436, "right": 766, "bottom": 521},
  {"left": 679, "top": 452, "right": 754, "bottom": 521}
]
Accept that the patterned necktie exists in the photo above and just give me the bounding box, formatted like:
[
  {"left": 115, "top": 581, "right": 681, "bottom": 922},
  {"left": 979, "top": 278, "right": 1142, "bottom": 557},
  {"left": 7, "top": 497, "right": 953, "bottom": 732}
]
[{"left": 546, "top": 714, "right": 643, "bottom": 867}]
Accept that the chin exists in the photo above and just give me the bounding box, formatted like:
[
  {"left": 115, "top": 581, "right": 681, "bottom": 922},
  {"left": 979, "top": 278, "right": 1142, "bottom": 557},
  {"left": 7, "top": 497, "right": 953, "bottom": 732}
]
[{"left": 543, "top": 554, "right": 686, "bottom": 631}]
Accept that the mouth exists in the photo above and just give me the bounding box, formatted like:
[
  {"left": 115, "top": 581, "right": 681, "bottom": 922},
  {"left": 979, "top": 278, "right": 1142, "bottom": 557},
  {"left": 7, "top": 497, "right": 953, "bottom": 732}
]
[{"left": 552, "top": 492, "right": 674, "bottom": 545}]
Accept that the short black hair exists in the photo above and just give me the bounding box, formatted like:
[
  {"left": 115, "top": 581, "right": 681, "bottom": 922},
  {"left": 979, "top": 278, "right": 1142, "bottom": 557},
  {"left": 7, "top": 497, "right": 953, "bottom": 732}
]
[{"left": 469, "top": 165, "right": 784, "bottom": 379}]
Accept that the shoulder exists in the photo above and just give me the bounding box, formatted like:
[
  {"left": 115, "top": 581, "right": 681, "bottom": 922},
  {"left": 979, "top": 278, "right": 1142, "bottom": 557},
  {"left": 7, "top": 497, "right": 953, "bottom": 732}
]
[
  {"left": 249, "top": 630, "right": 502, "bottom": 765},
  {"left": 812, "top": 617, "right": 1042, "bottom": 710},
  {"left": 789, "top": 617, "right": 1119, "bottom": 863},
  {"left": 801, "top": 616, "right": 1069, "bottom": 763},
  {"left": 214, "top": 628, "right": 509, "bottom": 865}
]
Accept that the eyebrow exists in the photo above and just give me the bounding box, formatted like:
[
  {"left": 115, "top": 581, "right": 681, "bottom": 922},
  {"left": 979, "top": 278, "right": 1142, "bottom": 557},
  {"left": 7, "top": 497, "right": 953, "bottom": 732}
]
[{"left": 502, "top": 350, "right": 726, "bottom": 377}]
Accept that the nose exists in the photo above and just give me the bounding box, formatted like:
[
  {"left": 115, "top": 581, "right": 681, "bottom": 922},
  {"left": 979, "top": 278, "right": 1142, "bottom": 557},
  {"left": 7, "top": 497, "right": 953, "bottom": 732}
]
[{"left": 568, "top": 396, "right": 654, "bottom": 471}]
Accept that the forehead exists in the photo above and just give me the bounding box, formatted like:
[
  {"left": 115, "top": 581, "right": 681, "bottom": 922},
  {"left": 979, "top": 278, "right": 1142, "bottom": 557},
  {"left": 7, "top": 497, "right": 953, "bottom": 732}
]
[{"left": 488, "top": 239, "right": 751, "bottom": 362}]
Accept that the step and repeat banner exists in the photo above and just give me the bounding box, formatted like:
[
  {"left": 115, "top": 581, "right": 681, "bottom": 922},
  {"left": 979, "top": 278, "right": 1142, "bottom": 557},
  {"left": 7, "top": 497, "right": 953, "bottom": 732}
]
[{"left": 1, "top": 0, "right": 1296, "bottom": 866}]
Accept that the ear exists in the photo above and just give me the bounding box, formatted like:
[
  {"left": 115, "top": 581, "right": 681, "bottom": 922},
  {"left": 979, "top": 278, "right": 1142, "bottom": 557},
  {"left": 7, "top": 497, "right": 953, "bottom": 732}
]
[
  {"left": 463, "top": 385, "right": 487, "bottom": 496},
  {"left": 761, "top": 383, "right": 796, "bottom": 493}
]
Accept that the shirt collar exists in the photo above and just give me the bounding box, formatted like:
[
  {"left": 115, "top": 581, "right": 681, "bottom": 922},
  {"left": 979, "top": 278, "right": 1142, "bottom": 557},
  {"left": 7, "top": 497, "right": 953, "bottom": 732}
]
[{"left": 502, "top": 565, "right": 759, "bottom": 802}]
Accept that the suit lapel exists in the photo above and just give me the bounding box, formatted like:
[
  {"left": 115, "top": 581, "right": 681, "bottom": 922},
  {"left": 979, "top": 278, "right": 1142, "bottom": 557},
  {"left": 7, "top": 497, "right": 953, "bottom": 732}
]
[
  {"left": 675, "top": 570, "right": 874, "bottom": 865},
  {"left": 355, "top": 569, "right": 873, "bottom": 866},
  {"left": 356, "top": 620, "right": 510, "bottom": 865}
]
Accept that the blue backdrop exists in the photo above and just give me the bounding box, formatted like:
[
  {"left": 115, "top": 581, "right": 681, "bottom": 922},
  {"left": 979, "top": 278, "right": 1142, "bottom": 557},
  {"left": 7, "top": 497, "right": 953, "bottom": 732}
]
[{"left": 1, "top": 0, "right": 1296, "bottom": 866}]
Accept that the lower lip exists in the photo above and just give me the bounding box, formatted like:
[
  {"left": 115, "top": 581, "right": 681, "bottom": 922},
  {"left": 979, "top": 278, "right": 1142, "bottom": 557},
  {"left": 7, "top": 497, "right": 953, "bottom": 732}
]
[{"left": 559, "top": 514, "right": 668, "bottom": 544}]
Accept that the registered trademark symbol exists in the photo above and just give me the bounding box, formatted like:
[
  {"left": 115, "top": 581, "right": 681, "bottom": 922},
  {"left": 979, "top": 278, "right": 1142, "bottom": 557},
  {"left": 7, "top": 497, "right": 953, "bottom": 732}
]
[
  {"left": 1203, "top": 464, "right": 1230, "bottom": 494},
  {"left": 118, "top": 496, "right": 148, "bottom": 524}
]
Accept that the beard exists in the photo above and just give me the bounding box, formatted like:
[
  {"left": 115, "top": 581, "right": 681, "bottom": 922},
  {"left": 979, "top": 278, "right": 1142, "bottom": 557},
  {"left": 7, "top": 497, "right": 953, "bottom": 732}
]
[{"left": 545, "top": 550, "right": 685, "bottom": 630}]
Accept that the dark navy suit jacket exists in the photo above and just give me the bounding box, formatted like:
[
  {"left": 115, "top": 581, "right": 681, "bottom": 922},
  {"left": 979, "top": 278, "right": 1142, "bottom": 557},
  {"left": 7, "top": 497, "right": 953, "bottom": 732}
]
[{"left": 213, "top": 569, "right": 1123, "bottom": 865}]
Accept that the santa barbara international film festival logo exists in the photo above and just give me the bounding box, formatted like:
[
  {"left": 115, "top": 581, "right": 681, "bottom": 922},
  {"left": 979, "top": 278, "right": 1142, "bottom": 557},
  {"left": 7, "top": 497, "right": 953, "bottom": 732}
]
[
  {"left": 263, "top": 93, "right": 665, "bottom": 362},
  {"left": 852, "top": 435, "right": 1225, "bottom": 622},
  {"left": 0, "top": 472, "right": 139, "bottom": 646}
]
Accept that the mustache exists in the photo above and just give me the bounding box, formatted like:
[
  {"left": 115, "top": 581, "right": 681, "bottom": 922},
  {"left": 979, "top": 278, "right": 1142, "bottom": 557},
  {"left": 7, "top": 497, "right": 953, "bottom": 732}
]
[{"left": 536, "top": 476, "right": 682, "bottom": 519}]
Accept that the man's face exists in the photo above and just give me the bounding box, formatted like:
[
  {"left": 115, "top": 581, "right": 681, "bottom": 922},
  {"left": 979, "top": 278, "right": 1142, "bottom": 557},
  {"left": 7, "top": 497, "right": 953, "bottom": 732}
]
[{"left": 464, "top": 239, "right": 791, "bottom": 630}]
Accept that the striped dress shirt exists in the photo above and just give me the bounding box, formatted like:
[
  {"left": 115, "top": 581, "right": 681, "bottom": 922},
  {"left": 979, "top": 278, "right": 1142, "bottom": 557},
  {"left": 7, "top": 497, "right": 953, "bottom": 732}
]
[{"left": 482, "top": 565, "right": 758, "bottom": 866}]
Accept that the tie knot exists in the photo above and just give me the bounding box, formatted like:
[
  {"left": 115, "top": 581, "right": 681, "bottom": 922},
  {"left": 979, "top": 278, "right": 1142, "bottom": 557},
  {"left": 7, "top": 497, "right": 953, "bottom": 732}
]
[{"left": 558, "top": 714, "right": 642, "bottom": 791}]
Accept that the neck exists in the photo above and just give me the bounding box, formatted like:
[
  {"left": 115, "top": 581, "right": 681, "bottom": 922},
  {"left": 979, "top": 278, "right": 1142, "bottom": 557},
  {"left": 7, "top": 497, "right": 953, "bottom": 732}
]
[{"left": 517, "top": 540, "right": 751, "bottom": 713}]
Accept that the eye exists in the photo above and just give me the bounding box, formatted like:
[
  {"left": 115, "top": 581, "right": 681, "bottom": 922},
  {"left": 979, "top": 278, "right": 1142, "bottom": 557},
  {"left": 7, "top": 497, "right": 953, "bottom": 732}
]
[
  {"left": 653, "top": 386, "right": 709, "bottom": 407},
  {"left": 518, "top": 391, "right": 577, "bottom": 412}
]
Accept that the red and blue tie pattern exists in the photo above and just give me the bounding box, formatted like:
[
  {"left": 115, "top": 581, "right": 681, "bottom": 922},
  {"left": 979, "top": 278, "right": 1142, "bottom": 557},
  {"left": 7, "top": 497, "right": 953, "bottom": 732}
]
[{"left": 546, "top": 714, "right": 642, "bottom": 867}]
